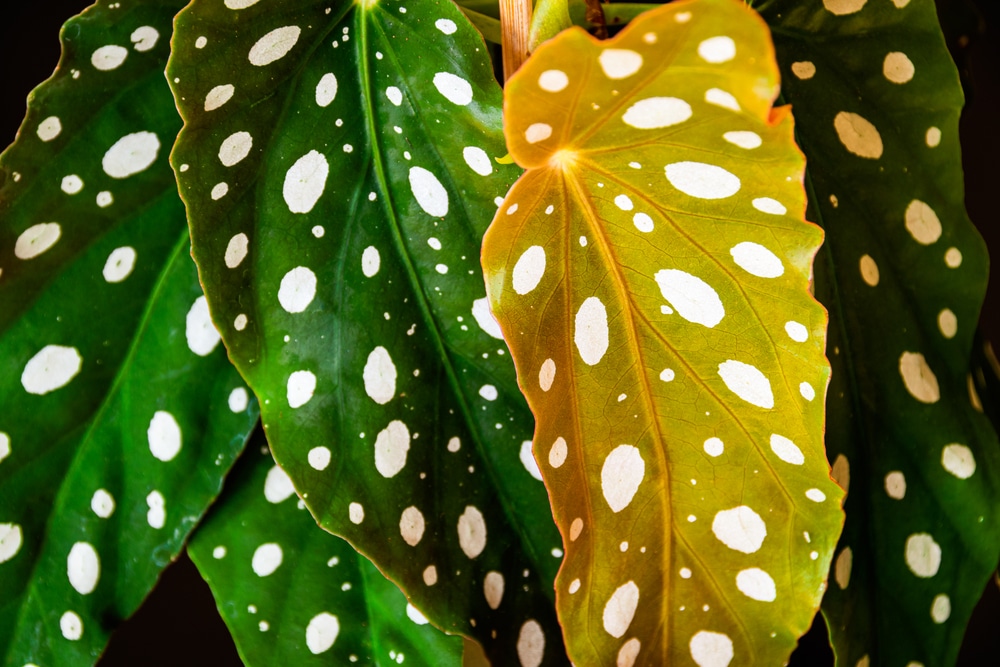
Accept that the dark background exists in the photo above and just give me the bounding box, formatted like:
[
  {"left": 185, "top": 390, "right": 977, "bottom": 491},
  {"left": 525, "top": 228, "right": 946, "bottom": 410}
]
[{"left": 1, "top": 1, "right": 997, "bottom": 665}]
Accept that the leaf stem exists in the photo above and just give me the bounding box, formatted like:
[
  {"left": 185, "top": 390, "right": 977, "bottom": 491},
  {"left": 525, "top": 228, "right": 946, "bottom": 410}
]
[{"left": 499, "top": 0, "right": 532, "bottom": 81}]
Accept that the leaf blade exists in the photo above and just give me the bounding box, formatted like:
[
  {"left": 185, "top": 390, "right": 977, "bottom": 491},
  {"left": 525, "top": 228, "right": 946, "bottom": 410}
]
[
  {"left": 188, "top": 431, "right": 465, "bottom": 666},
  {"left": 167, "top": 0, "right": 568, "bottom": 663},
  {"left": 0, "top": 1, "right": 259, "bottom": 664},
  {"left": 483, "top": 0, "right": 845, "bottom": 664},
  {"left": 757, "top": 0, "right": 1000, "bottom": 664}
]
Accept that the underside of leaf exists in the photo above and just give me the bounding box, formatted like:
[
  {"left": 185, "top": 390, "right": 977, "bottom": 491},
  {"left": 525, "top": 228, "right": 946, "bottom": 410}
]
[{"left": 482, "top": 1, "right": 844, "bottom": 665}]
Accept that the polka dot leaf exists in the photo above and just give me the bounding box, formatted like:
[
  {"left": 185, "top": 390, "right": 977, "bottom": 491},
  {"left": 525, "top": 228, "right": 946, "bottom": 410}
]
[
  {"left": 758, "top": 0, "right": 1000, "bottom": 665},
  {"left": 168, "top": 0, "right": 566, "bottom": 664},
  {"left": 187, "top": 429, "right": 464, "bottom": 666},
  {"left": 482, "top": 1, "right": 843, "bottom": 665},
  {"left": 0, "top": 1, "right": 259, "bottom": 664}
]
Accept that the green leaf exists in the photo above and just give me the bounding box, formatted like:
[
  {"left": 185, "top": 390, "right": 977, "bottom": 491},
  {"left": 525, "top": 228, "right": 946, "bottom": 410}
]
[
  {"left": 167, "top": 0, "right": 567, "bottom": 664},
  {"left": 0, "top": 1, "right": 259, "bottom": 664},
  {"left": 756, "top": 0, "right": 1000, "bottom": 664},
  {"left": 188, "top": 429, "right": 464, "bottom": 666},
  {"left": 482, "top": 1, "right": 844, "bottom": 665}
]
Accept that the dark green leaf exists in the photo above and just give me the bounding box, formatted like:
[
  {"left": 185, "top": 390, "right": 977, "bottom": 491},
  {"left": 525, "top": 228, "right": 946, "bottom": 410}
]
[
  {"left": 757, "top": 0, "right": 1000, "bottom": 664},
  {"left": 189, "top": 429, "right": 464, "bottom": 666},
  {"left": 167, "top": 0, "right": 567, "bottom": 664},
  {"left": 0, "top": 1, "right": 258, "bottom": 664}
]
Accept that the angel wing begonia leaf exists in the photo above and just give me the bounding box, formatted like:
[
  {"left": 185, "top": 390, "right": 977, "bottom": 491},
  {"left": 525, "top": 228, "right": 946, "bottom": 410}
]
[
  {"left": 482, "top": 1, "right": 844, "bottom": 665},
  {"left": 0, "top": 1, "right": 259, "bottom": 665},
  {"left": 167, "top": 1, "right": 568, "bottom": 664},
  {"left": 188, "top": 430, "right": 463, "bottom": 667},
  {"left": 754, "top": 1, "right": 1000, "bottom": 664}
]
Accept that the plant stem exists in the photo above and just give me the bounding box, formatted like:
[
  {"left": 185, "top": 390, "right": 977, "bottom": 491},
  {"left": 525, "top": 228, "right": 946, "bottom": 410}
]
[{"left": 499, "top": 0, "right": 532, "bottom": 81}]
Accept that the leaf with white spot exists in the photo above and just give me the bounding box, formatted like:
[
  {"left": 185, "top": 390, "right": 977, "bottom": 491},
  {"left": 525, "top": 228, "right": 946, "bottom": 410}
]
[
  {"left": 167, "top": 0, "right": 567, "bottom": 663},
  {"left": 0, "top": 1, "right": 258, "bottom": 664},
  {"left": 757, "top": 0, "right": 1000, "bottom": 664},
  {"left": 482, "top": 1, "right": 844, "bottom": 665},
  {"left": 188, "top": 430, "right": 463, "bottom": 666}
]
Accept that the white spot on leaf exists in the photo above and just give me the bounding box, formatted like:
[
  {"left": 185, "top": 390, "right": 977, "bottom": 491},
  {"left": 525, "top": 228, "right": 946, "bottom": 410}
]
[
  {"left": 574, "top": 297, "right": 609, "bottom": 365},
  {"left": 278, "top": 266, "right": 317, "bottom": 313},
  {"left": 655, "top": 269, "right": 724, "bottom": 327},
  {"left": 363, "top": 346, "right": 397, "bottom": 405},
  {"left": 905, "top": 200, "right": 942, "bottom": 245},
  {"left": 602, "top": 581, "right": 640, "bottom": 638},
  {"left": 622, "top": 97, "right": 691, "bottom": 129},
  {"left": 941, "top": 444, "right": 975, "bottom": 479},
  {"left": 601, "top": 445, "right": 645, "bottom": 513},
  {"left": 517, "top": 620, "right": 545, "bottom": 667},
  {"left": 408, "top": 166, "right": 449, "bottom": 217},
  {"left": 905, "top": 533, "right": 941, "bottom": 578},
  {"left": 433, "top": 72, "right": 473, "bottom": 105},
  {"left": 599, "top": 49, "right": 643, "bottom": 79},
  {"left": 712, "top": 506, "right": 766, "bottom": 553},
  {"left": 723, "top": 131, "right": 761, "bottom": 149},
  {"left": 735, "top": 568, "right": 776, "bottom": 601},
  {"left": 283, "top": 150, "right": 329, "bottom": 214},
  {"left": 718, "top": 360, "right": 774, "bottom": 409},
  {"left": 690, "top": 630, "right": 734, "bottom": 667},
  {"left": 514, "top": 441, "right": 542, "bottom": 482},
  {"left": 374, "top": 420, "right": 410, "bottom": 478},
  {"left": 513, "top": 246, "right": 546, "bottom": 295},
  {"left": 457, "top": 505, "right": 487, "bottom": 558},
  {"left": 834, "top": 111, "right": 883, "bottom": 159},
  {"left": 248, "top": 26, "right": 301, "bottom": 66},
  {"left": 264, "top": 465, "right": 295, "bottom": 503},
  {"left": 147, "top": 411, "right": 182, "bottom": 461},
  {"left": 463, "top": 146, "right": 492, "bottom": 175},
  {"left": 484, "top": 571, "right": 505, "bottom": 609},
  {"left": 399, "top": 506, "right": 425, "bottom": 546},
  {"left": 21, "top": 344, "right": 81, "bottom": 395},
  {"left": 315, "top": 73, "right": 338, "bottom": 106},
  {"left": 92, "top": 45, "right": 128, "bottom": 71},
  {"left": 899, "top": 351, "right": 940, "bottom": 403},
  {"left": 698, "top": 36, "right": 736, "bottom": 63},
  {"left": 305, "top": 613, "right": 339, "bottom": 654},
  {"left": 103, "top": 246, "right": 136, "bottom": 282},
  {"left": 665, "top": 162, "right": 740, "bottom": 199},
  {"left": 219, "top": 131, "right": 253, "bottom": 167},
  {"left": 538, "top": 69, "right": 569, "bottom": 92},
  {"left": 770, "top": 434, "right": 805, "bottom": 465},
  {"left": 186, "top": 296, "right": 221, "bottom": 357},
  {"left": 15, "top": 223, "right": 61, "bottom": 259},
  {"left": 67, "top": 542, "right": 100, "bottom": 594},
  {"left": 730, "top": 241, "right": 784, "bottom": 278},
  {"left": 287, "top": 370, "right": 317, "bottom": 408},
  {"left": 102, "top": 131, "right": 160, "bottom": 178}
]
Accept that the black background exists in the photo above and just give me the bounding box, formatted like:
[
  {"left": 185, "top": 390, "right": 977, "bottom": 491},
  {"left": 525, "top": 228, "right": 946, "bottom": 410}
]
[{"left": 0, "top": 1, "right": 997, "bottom": 665}]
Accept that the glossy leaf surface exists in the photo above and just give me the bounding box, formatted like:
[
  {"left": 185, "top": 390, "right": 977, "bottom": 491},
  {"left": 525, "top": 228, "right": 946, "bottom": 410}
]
[
  {"left": 167, "top": 1, "right": 567, "bottom": 664},
  {"left": 0, "top": 1, "right": 258, "bottom": 665},
  {"left": 188, "top": 430, "right": 463, "bottom": 667},
  {"left": 482, "top": 1, "right": 844, "bottom": 665},
  {"left": 756, "top": 0, "right": 1000, "bottom": 665}
]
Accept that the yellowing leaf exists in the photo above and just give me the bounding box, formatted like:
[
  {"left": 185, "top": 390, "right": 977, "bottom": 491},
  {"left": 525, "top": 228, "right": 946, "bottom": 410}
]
[{"left": 482, "top": 0, "right": 844, "bottom": 664}]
